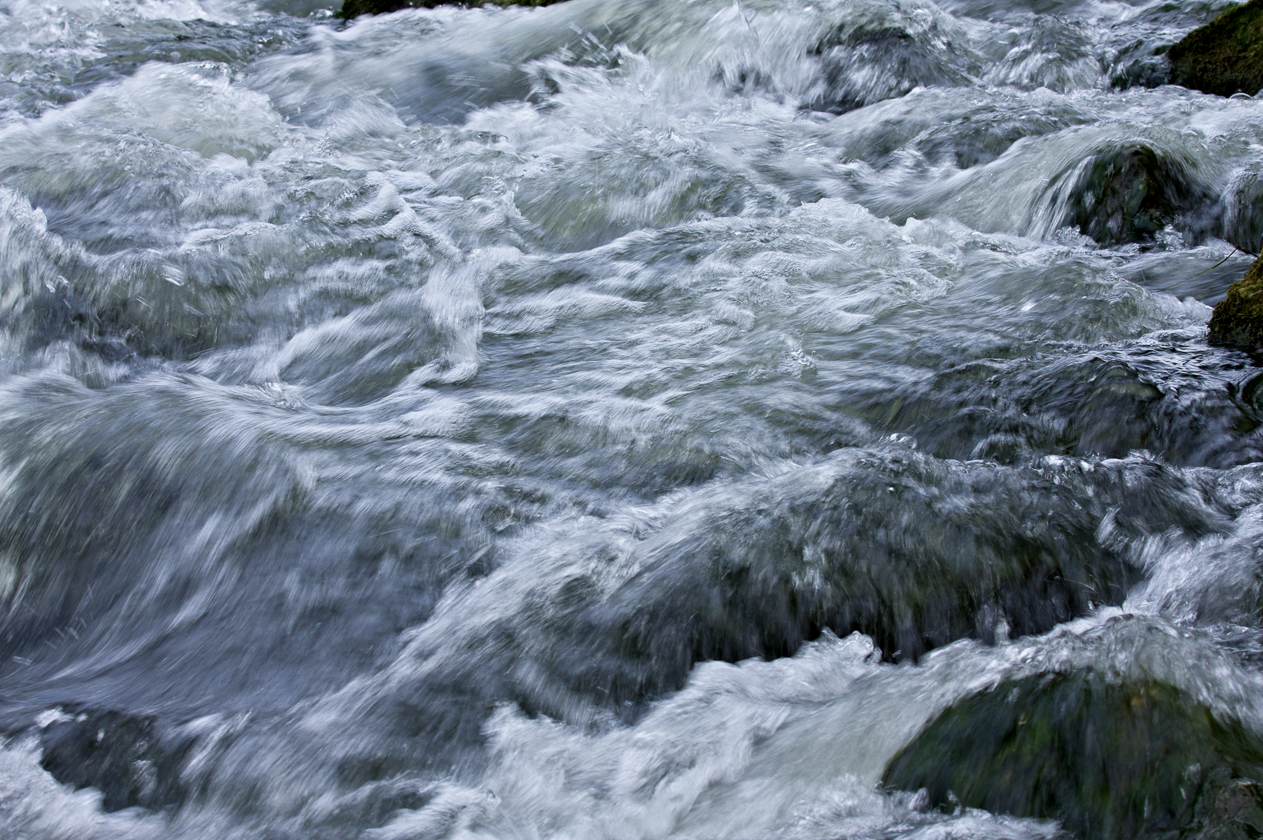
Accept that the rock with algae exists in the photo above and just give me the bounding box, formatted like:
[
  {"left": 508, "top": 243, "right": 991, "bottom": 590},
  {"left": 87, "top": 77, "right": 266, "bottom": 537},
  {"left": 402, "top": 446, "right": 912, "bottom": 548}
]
[
  {"left": 340, "top": 0, "right": 564, "bottom": 19},
  {"left": 1168, "top": 0, "right": 1263, "bottom": 98},
  {"left": 883, "top": 670, "right": 1263, "bottom": 840},
  {"left": 1209, "top": 253, "right": 1263, "bottom": 348}
]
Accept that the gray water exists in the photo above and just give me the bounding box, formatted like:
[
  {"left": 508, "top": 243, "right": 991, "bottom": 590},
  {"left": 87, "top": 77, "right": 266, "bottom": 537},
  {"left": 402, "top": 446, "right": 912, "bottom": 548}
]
[{"left": 2, "top": 0, "right": 1263, "bottom": 837}]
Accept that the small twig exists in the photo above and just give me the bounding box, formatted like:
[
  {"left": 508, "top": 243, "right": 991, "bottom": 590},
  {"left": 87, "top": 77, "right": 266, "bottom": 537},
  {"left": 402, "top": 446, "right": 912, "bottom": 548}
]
[{"left": 1188, "top": 246, "right": 1242, "bottom": 282}]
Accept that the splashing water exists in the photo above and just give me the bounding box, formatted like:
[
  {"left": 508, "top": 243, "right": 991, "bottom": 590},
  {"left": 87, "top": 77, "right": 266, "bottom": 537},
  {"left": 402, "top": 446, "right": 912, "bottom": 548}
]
[{"left": 1, "top": 0, "right": 1263, "bottom": 838}]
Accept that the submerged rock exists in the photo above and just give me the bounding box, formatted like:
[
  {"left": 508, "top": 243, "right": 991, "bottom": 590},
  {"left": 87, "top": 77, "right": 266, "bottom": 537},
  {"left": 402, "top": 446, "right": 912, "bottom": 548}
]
[
  {"left": 883, "top": 670, "right": 1263, "bottom": 840},
  {"left": 1063, "top": 140, "right": 1217, "bottom": 246},
  {"left": 1224, "top": 164, "right": 1263, "bottom": 254},
  {"left": 340, "top": 0, "right": 564, "bottom": 19},
  {"left": 520, "top": 450, "right": 1222, "bottom": 711},
  {"left": 806, "top": 14, "right": 977, "bottom": 114},
  {"left": 1209, "top": 254, "right": 1263, "bottom": 348},
  {"left": 35, "top": 708, "right": 196, "bottom": 812},
  {"left": 1168, "top": 0, "right": 1263, "bottom": 98},
  {"left": 800, "top": 0, "right": 979, "bottom": 114}
]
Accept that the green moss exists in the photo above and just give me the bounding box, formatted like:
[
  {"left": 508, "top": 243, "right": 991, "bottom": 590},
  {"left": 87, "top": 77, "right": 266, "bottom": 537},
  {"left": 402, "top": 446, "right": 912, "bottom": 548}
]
[
  {"left": 1169, "top": 0, "right": 1263, "bottom": 97},
  {"left": 882, "top": 670, "right": 1263, "bottom": 840},
  {"left": 1208, "top": 253, "right": 1263, "bottom": 347},
  {"left": 339, "top": 0, "right": 564, "bottom": 19}
]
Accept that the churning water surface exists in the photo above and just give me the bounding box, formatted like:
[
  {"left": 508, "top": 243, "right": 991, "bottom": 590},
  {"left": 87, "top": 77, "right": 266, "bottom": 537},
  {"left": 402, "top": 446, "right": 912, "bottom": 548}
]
[{"left": 1, "top": 0, "right": 1263, "bottom": 837}]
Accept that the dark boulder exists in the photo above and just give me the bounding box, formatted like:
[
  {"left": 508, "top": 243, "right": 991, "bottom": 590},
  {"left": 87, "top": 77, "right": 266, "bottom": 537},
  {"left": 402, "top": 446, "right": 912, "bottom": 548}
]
[
  {"left": 1063, "top": 140, "right": 1218, "bottom": 246},
  {"left": 1224, "top": 164, "right": 1263, "bottom": 254},
  {"left": 340, "top": 0, "right": 564, "bottom": 19},
  {"left": 805, "top": 19, "right": 976, "bottom": 114},
  {"left": 35, "top": 707, "right": 197, "bottom": 812},
  {"left": 883, "top": 670, "right": 1263, "bottom": 840},
  {"left": 1209, "top": 253, "right": 1263, "bottom": 348},
  {"left": 1169, "top": 0, "right": 1263, "bottom": 98},
  {"left": 507, "top": 450, "right": 1221, "bottom": 711}
]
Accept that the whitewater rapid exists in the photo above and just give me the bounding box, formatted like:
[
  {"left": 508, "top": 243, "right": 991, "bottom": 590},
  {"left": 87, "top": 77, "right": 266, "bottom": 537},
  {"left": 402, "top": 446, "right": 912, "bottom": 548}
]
[{"left": 1, "top": 0, "right": 1263, "bottom": 837}]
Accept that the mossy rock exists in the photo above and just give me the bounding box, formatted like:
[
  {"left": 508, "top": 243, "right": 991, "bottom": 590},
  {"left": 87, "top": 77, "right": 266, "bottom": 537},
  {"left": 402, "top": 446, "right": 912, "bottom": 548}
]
[
  {"left": 340, "top": 0, "right": 564, "bottom": 19},
  {"left": 1209, "top": 253, "right": 1263, "bottom": 348},
  {"left": 1168, "top": 0, "right": 1263, "bottom": 98},
  {"left": 883, "top": 670, "right": 1263, "bottom": 840}
]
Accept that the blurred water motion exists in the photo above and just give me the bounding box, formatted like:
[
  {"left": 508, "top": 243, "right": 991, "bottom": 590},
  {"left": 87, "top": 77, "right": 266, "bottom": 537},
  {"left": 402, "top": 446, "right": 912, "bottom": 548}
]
[{"left": 1, "top": 0, "right": 1263, "bottom": 838}]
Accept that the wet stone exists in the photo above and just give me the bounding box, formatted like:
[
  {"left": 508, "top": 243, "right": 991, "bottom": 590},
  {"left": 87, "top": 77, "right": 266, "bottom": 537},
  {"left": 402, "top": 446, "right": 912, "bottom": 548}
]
[
  {"left": 34, "top": 708, "right": 195, "bottom": 813},
  {"left": 1224, "top": 164, "right": 1263, "bottom": 254},
  {"left": 1209, "top": 254, "right": 1263, "bottom": 349},
  {"left": 514, "top": 451, "right": 1220, "bottom": 713},
  {"left": 806, "top": 15, "right": 975, "bottom": 113},
  {"left": 1169, "top": 0, "right": 1263, "bottom": 98},
  {"left": 1064, "top": 141, "right": 1217, "bottom": 246},
  {"left": 1197, "top": 777, "right": 1263, "bottom": 840},
  {"left": 882, "top": 670, "right": 1263, "bottom": 840}
]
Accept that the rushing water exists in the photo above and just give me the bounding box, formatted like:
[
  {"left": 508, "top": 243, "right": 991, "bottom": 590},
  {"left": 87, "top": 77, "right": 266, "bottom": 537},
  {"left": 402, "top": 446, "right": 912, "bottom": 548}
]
[{"left": 2, "top": 0, "right": 1263, "bottom": 837}]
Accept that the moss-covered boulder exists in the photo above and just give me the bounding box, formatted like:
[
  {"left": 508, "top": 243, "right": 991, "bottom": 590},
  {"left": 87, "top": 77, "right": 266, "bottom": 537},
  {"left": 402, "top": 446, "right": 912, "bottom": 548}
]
[
  {"left": 883, "top": 670, "right": 1263, "bottom": 840},
  {"left": 1168, "top": 0, "right": 1263, "bottom": 98},
  {"left": 340, "top": 0, "right": 563, "bottom": 19},
  {"left": 1209, "top": 253, "right": 1263, "bottom": 348}
]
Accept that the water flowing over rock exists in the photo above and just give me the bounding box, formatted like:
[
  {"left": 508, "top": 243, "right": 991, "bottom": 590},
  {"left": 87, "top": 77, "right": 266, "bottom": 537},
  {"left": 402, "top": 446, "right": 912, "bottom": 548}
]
[
  {"left": 1224, "top": 163, "right": 1263, "bottom": 253},
  {"left": 1, "top": 0, "right": 1263, "bottom": 838},
  {"left": 1063, "top": 140, "right": 1218, "bottom": 246},
  {"left": 30, "top": 708, "right": 196, "bottom": 813},
  {"left": 804, "top": 0, "right": 978, "bottom": 114}
]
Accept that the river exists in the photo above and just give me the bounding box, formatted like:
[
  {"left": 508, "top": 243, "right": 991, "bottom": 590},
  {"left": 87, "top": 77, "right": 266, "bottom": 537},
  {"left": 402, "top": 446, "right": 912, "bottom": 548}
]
[{"left": 1, "top": 0, "right": 1262, "bottom": 837}]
